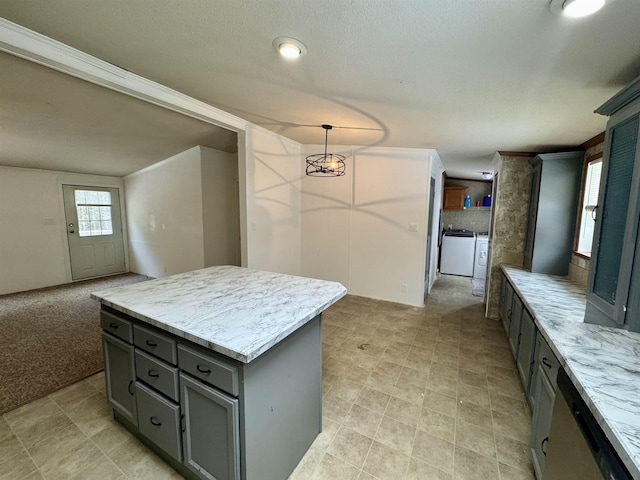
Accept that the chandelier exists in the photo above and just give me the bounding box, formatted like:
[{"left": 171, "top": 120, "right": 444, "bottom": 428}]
[{"left": 305, "top": 124, "right": 346, "bottom": 177}]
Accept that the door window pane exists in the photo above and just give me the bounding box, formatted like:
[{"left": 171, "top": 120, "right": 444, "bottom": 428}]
[{"left": 74, "top": 189, "right": 114, "bottom": 237}]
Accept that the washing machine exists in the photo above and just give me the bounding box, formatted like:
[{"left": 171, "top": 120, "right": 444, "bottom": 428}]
[
  {"left": 473, "top": 234, "right": 489, "bottom": 279},
  {"left": 440, "top": 230, "right": 476, "bottom": 276}
]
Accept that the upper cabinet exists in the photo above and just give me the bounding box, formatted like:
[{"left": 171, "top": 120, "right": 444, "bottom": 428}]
[
  {"left": 523, "top": 152, "right": 584, "bottom": 275},
  {"left": 585, "top": 75, "right": 640, "bottom": 332},
  {"left": 443, "top": 186, "right": 466, "bottom": 210}
]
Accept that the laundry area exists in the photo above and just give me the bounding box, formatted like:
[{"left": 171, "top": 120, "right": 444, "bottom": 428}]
[{"left": 439, "top": 178, "right": 492, "bottom": 296}]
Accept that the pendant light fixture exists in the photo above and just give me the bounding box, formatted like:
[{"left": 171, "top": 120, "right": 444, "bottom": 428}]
[{"left": 306, "top": 125, "right": 346, "bottom": 177}]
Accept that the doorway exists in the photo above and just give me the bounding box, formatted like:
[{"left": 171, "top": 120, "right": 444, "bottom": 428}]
[
  {"left": 62, "top": 185, "right": 126, "bottom": 280},
  {"left": 425, "top": 176, "right": 437, "bottom": 301}
]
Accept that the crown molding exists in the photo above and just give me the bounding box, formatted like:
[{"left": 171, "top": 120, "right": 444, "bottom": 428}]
[{"left": 0, "top": 18, "right": 248, "bottom": 132}]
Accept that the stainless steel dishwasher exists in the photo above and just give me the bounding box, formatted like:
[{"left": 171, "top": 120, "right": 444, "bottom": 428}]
[{"left": 544, "top": 367, "right": 632, "bottom": 480}]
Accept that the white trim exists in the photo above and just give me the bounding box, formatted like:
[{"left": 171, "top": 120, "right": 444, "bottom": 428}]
[{"left": 0, "top": 18, "right": 248, "bottom": 133}]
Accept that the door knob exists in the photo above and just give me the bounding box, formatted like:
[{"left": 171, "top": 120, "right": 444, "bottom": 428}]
[
  {"left": 68, "top": 223, "right": 74, "bottom": 227},
  {"left": 69, "top": 230, "right": 75, "bottom": 233}
]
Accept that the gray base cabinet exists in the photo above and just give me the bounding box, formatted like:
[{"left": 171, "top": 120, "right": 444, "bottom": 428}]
[
  {"left": 102, "top": 332, "right": 137, "bottom": 426},
  {"left": 181, "top": 372, "right": 239, "bottom": 480},
  {"left": 516, "top": 309, "right": 536, "bottom": 394},
  {"left": 530, "top": 364, "right": 555, "bottom": 479},
  {"left": 101, "top": 307, "right": 322, "bottom": 480}
]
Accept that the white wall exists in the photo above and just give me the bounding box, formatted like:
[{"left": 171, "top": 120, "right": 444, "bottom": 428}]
[
  {"left": 0, "top": 166, "right": 124, "bottom": 295},
  {"left": 201, "top": 147, "right": 240, "bottom": 267},
  {"left": 243, "top": 125, "right": 301, "bottom": 275},
  {"left": 301, "top": 145, "right": 433, "bottom": 306},
  {"left": 125, "top": 147, "right": 205, "bottom": 278},
  {"left": 428, "top": 152, "right": 445, "bottom": 292}
]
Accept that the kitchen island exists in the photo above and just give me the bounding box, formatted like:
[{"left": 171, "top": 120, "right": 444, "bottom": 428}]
[
  {"left": 92, "top": 266, "right": 347, "bottom": 480},
  {"left": 501, "top": 265, "right": 640, "bottom": 479}
]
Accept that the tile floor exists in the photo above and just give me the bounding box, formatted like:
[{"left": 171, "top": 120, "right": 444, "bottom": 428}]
[{"left": 0, "top": 274, "right": 535, "bottom": 480}]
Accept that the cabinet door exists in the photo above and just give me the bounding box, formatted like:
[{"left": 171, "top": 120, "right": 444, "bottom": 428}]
[
  {"left": 180, "top": 373, "right": 239, "bottom": 480},
  {"left": 588, "top": 114, "right": 640, "bottom": 325},
  {"left": 516, "top": 310, "right": 536, "bottom": 394},
  {"left": 509, "top": 295, "right": 523, "bottom": 359},
  {"left": 103, "top": 332, "right": 137, "bottom": 426},
  {"left": 530, "top": 365, "right": 555, "bottom": 480},
  {"left": 499, "top": 276, "right": 508, "bottom": 326},
  {"left": 524, "top": 163, "right": 541, "bottom": 269},
  {"left": 443, "top": 187, "right": 465, "bottom": 210},
  {"left": 503, "top": 280, "right": 515, "bottom": 336}
]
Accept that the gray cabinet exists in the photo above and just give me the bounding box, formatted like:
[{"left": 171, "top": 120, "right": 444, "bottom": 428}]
[
  {"left": 516, "top": 309, "right": 536, "bottom": 395},
  {"left": 530, "top": 363, "right": 555, "bottom": 480},
  {"left": 500, "top": 276, "right": 515, "bottom": 335},
  {"left": 180, "top": 372, "right": 240, "bottom": 480},
  {"left": 586, "top": 78, "right": 640, "bottom": 332},
  {"left": 523, "top": 152, "right": 584, "bottom": 275},
  {"left": 103, "top": 332, "right": 137, "bottom": 426},
  {"left": 136, "top": 382, "right": 182, "bottom": 463},
  {"left": 508, "top": 295, "right": 523, "bottom": 358}
]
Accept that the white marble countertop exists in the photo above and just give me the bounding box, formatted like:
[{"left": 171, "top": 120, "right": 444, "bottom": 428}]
[
  {"left": 502, "top": 265, "right": 640, "bottom": 479},
  {"left": 92, "top": 266, "right": 347, "bottom": 363}
]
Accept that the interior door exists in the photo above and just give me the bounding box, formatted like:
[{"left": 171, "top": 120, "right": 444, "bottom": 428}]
[
  {"left": 62, "top": 185, "right": 126, "bottom": 280},
  {"left": 424, "top": 176, "right": 436, "bottom": 300}
]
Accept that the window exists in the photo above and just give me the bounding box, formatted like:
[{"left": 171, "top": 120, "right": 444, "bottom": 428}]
[
  {"left": 576, "top": 157, "right": 602, "bottom": 256},
  {"left": 74, "top": 190, "right": 113, "bottom": 237}
]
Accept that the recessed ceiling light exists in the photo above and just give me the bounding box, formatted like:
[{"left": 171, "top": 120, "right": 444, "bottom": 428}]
[
  {"left": 549, "top": 0, "right": 606, "bottom": 17},
  {"left": 272, "top": 37, "right": 307, "bottom": 59}
]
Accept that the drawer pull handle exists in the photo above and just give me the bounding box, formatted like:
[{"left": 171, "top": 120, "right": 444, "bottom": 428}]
[
  {"left": 150, "top": 417, "right": 162, "bottom": 427},
  {"left": 196, "top": 364, "right": 211, "bottom": 374},
  {"left": 148, "top": 370, "right": 160, "bottom": 378},
  {"left": 109, "top": 322, "right": 119, "bottom": 329},
  {"left": 541, "top": 357, "right": 552, "bottom": 368},
  {"left": 127, "top": 380, "right": 134, "bottom": 396},
  {"left": 146, "top": 340, "right": 158, "bottom": 347},
  {"left": 181, "top": 414, "right": 186, "bottom": 433},
  {"left": 541, "top": 437, "right": 548, "bottom": 456}
]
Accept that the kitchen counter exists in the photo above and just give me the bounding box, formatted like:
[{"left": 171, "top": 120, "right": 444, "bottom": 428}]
[
  {"left": 502, "top": 265, "right": 640, "bottom": 479},
  {"left": 92, "top": 265, "right": 347, "bottom": 363}
]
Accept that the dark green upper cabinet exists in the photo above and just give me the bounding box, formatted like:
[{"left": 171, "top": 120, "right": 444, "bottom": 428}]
[
  {"left": 524, "top": 152, "right": 584, "bottom": 275},
  {"left": 586, "top": 75, "right": 640, "bottom": 331}
]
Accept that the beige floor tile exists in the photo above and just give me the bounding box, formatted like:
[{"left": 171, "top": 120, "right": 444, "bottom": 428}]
[
  {"left": 364, "top": 371, "right": 397, "bottom": 395},
  {"left": 341, "top": 365, "right": 373, "bottom": 385},
  {"left": 362, "top": 440, "right": 410, "bottom": 479},
  {"left": 373, "top": 360, "right": 403, "bottom": 380},
  {"left": 374, "top": 415, "right": 416, "bottom": 456},
  {"left": 357, "top": 470, "right": 378, "bottom": 480},
  {"left": 457, "top": 355, "right": 487, "bottom": 374},
  {"left": 457, "top": 368, "right": 487, "bottom": 388},
  {"left": 391, "top": 380, "right": 425, "bottom": 406},
  {"left": 406, "top": 457, "right": 452, "bottom": 480},
  {"left": 456, "top": 400, "right": 493, "bottom": 430},
  {"left": 457, "top": 383, "right": 491, "bottom": 409},
  {"left": 289, "top": 442, "right": 326, "bottom": 480},
  {"left": 326, "top": 426, "right": 372, "bottom": 469},
  {"left": 0, "top": 454, "right": 37, "bottom": 480},
  {"left": 323, "top": 394, "right": 355, "bottom": 424},
  {"left": 49, "top": 381, "right": 98, "bottom": 411},
  {"left": 425, "top": 372, "right": 458, "bottom": 397},
  {"left": 455, "top": 419, "right": 497, "bottom": 458},
  {"left": 7, "top": 401, "right": 72, "bottom": 449},
  {"left": 411, "top": 429, "right": 454, "bottom": 474},
  {"left": 423, "top": 388, "right": 458, "bottom": 417},
  {"left": 0, "top": 431, "right": 24, "bottom": 464},
  {"left": 384, "top": 396, "right": 421, "bottom": 427},
  {"left": 312, "top": 453, "right": 360, "bottom": 480},
  {"left": 90, "top": 419, "right": 134, "bottom": 455},
  {"left": 487, "top": 374, "right": 526, "bottom": 400},
  {"left": 21, "top": 470, "right": 45, "bottom": 480},
  {"left": 454, "top": 445, "right": 500, "bottom": 479},
  {"left": 495, "top": 433, "right": 533, "bottom": 472},
  {"left": 417, "top": 407, "right": 455, "bottom": 442},
  {"left": 498, "top": 461, "right": 536, "bottom": 480},
  {"left": 490, "top": 391, "right": 529, "bottom": 419},
  {"left": 26, "top": 423, "right": 86, "bottom": 468},
  {"left": 38, "top": 440, "right": 121, "bottom": 480},
  {"left": 397, "top": 365, "right": 429, "bottom": 388},
  {"left": 355, "top": 387, "right": 390, "bottom": 415},
  {"left": 492, "top": 410, "right": 531, "bottom": 443},
  {"left": 343, "top": 404, "right": 382, "bottom": 439},
  {"left": 330, "top": 379, "right": 364, "bottom": 403}
]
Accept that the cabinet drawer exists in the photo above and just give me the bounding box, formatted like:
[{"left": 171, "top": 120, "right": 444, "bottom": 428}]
[
  {"left": 135, "top": 382, "right": 182, "bottom": 463},
  {"left": 536, "top": 335, "right": 559, "bottom": 389},
  {"left": 101, "top": 310, "right": 133, "bottom": 343},
  {"left": 178, "top": 344, "right": 239, "bottom": 397},
  {"left": 135, "top": 349, "right": 179, "bottom": 402},
  {"left": 134, "top": 324, "right": 177, "bottom": 365}
]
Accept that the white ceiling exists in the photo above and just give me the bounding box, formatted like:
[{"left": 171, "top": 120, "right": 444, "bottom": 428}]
[{"left": 1, "top": 0, "right": 640, "bottom": 178}]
